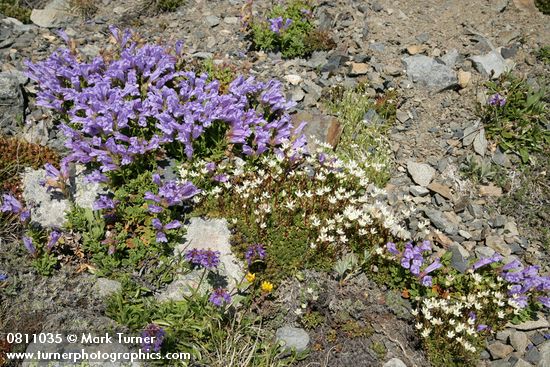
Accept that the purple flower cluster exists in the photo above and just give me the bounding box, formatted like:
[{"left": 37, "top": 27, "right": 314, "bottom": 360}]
[
  {"left": 141, "top": 324, "right": 165, "bottom": 353},
  {"left": 144, "top": 174, "right": 200, "bottom": 213},
  {"left": 47, "top": 229, "right": 62, "bottom": 251},
  {"left": 151, "top": 218, "right": 181, "bottom": 243},
  {"left": 471, "top": 253, "right": 503, "bottom": 271},
  {"left": 42, "top": 162, "right": 70, "bottom": 193},
  {"left": 0, "top": 273, "right": 7, "bottom": 281},
  {"left": 488, "top": 93, "right": 506, "bottom": 107},
  {"left": 269, "top": 17, "right": 293, "bottom": 34},
  {"left": 93, "top": 195, "right": 118, "bottom": 210},
  {"left": 209, "top": 288, "right": 232, "bottom": 307},
  {"left": 244, "top": 243, "right": 266, "bottom": 265},
  {"left": 184, "top": 248, "right": 221, "bottom": 270},
  {"left": 25, "top": 27, "right": 306, "bottom": 184},
  {"left": 1, "top": 194, "right": 30, "bottom": 222},
  {"left": 386, "top": 241, "right": 442, "bottom": 286},
  {"left": 22, "top": 236, "right": 36, "bottom": 256},
  {"left": 499, "top": 260, "right": 550, "bottom": 309}
]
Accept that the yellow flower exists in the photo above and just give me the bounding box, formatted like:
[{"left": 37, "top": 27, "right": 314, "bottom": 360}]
[
  {"left": 261, "top": 281, "right": 274, "bottom": 293},
  {"left": 245, "top": 272, "right": 256, "bottom": 282}
]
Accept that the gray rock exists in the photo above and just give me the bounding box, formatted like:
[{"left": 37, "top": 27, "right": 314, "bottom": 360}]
[
  {"left": 531, "top": 332, "right": 546, "bottom": 346},
  {"left": 441, "top": 49, "right": 460, "bottom": 67},
  {"left": 513, "top": 359, "right": 532, "bottom": 367},
  {"left": 473, "top": 128, "right": 488, "bottom": 156},
  {"left": 383, "top": 358, "right": 407, "bottom": 367},
  {"left": 0, "top": 71, "right": 24, "bottom": 135},
  {"left": 407, "top": 161, "right": 435, "bottom": 187},
  {"left": 510, "top": 331, "right": 530, "bottom": 352},
  {"left": 403, "top": 55, "right": 457, "bottom": 90},
  {"left": 205, "top": 15, "right": 220, "bottom": 27},
  {"left": 321, "top": 54, "right": 347, "bottom": 73},
  {"left": 475, "top": 246, "right": 496, "bottom": 259},
  {"left": 157, "top": 218, "right": 243, "bottom": 302},
  {"left": 487, "top": 341, "right": 514, "bottom": 359},
  {"left": 539, "top": 341, "right": 550, "bottom": 367},
  {"left": 486, "top": 235, "right": 511, "bottom": 256},
  {"left": 470, "top": 49, "right": 514, "bottom": 79},
  {"left": 30, "top": 0, "right": 75, "bottom": 28},
  {"left": 223, "top": 16, "right": 239, "bottom": 25},
  {"left": 21, "top": 166, "right": 105, "bottom": 228},
  {"left": 425, "top": 209, "right": 459, "bottom": 235},
  {"left": 450, "top": 243, "right": 470, "bottom": 272},
  {"left": 276, "top": 326, "right": 310, "bottom": 353},
  {"left": 496, "top": 329, "right": 512, "bottom": 341},
  {"left": 492, "top": 148, "right": 511, "bottom": 167},
  {"left": 410, "top": 185, "right": 430, "bottom": 197},
  {"left": 416, "top": 32, "right": 430, "bottom": 43},
  {"left": 507, "top": 318, "right": 550, "bottom": 331},
  {"left": 463, "top": 124, "right": 480, "bottom": 146},
  {"left": 525, "top": 347, "right": 541, "bottom": 364},
  {"left": 22, "top": 167, "right": 70, "bottom": 228},
  {"left": 93, "top": 278, "right": 122, "bottom": 298},
  {"left": 369, "top": 42, "right": 385, "bottom": 52}
]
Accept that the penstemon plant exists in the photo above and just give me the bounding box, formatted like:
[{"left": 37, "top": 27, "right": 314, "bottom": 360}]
[{"left": 25, "top": 26, "right": 306, "bottom": 186}]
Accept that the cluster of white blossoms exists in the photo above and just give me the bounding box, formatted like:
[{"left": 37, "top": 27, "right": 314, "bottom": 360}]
[
  {"left": 178, "top": 141, "right": 411, "bottom": 253},
  {"left": 413, "top": 272, "right": 520, "bottom": 354}
]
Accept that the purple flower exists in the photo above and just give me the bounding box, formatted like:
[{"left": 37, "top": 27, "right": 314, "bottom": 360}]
[
  {"left": 268, "top": 17, "right": 292, "bottom": 34},
  {"left": 471, "top": 253, "right": 503, "bottom": 271},
  {"left": 420, "top": 276, "right": 433, "bottom": 287},
  {"left": 244, "top": 243, "right": 266, "bottom": 265},
  {"left": 184, "top": 248, "right": 221, "bottom": 270},
  {"left": 47, "top": 229, "right": 62, "bottom": 250},
  {"left": 386, "top": 242, "right": 400, "bottom": 256},
  {"left": 1, "top": 194, "right": 29, "bottom": 221},
  {"left": 93, "top": 195, "right": 117, "bottom": 210},
  {"left": 151, "top": 218, "right": 181, "bottom": 243},
  {"left": 488, "top": 93, "right": 506, "bottom": 107},
  {"left": 418, "top": 258, "right": 442, "bottom": 286},
  {"left": 22, "top": 236, "right": 36, "bottom": 256},
  {"left": 0, "top": 273, "right": 7, "bottom": 281},
  {"left": 538, "top": 296, "right": 550, "bottom": 308},
  {"left": 477, "top": 324, "right": 488, "bottom": 332},
  {"left": 209, "top": 288, "right": 231, "bottom": 307},
  {"left": 141, "top": 324, "right": 165, "bottom": 353}
]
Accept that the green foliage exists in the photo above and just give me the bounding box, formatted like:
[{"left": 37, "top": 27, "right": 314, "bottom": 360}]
[
  {"left": 535, "top": 0, "right": 550, "bottom": 14},
  {"left": 371, "top": 341, "right": 386, "bottom": 359},
  {"left": 324, "top": 85, "right": 396, "bottom": 187},
  {"left": 143, "top": 0, "right": 184, "bottom": 13},
  {"left": 247, "top": 0, "right": 334, "bottom": 58},
  {"left": 537, "top": 46, "right": 550, "bottom": 65},
  {"left": 300, "top": 311, "right": 324, "bottom": 329},
  {"left": 106, "top": 279, "right": 285, "bottom": 366},
  {"left": 0, "top": 0, "right": 31, "bottom": 23},
  {"left": 69, "top": 0, "right": 98, "bottom": 18},
  {"left": 459, "top": 154, "right": 509, "bottom": 188},
  {"left": 64, "top": 172, "right": 183, "bottom": 278},
  {"left": 479, "top": 73, "right": 549, "bottom": 163},
  {"left": 187, "top": 149, "right": 400, "bottom": 283}
]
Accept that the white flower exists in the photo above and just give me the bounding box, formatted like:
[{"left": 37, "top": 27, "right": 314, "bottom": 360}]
[
  {"left": 294, "top": 308, "right": 303, "bottom": 316},
  {"left": 498, "top": 310, "right": 506, "bottom": 319},
  {"left": 415, "top": 322, "right": 423, "bottom": 330},
  {"left": 431, "top": 318, "right": 443, "bottom": 326},
  {"left": 446, "top": 330, "right": 455, "bottom": 339},
  {"left": 285, "top": 200, "right": 295, "bottom": 210},
  {"left": 421, "top": 328, "right": 431, "bottom": 338}
]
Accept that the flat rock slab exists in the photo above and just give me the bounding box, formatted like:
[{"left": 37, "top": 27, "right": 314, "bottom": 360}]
[
  {"left": 276, "top": 326, "right": 310, "bottom": 353},
  {"left": 402, "top": 55, "right": 457, "bottom": 90},
  {"left": 30, "top": 0, "right": 75, "bottom": 28},
  {"left": 470, "top": 49, "right": 514, "bottom": 79},
  {"left": 407, "top": 161, "right": 436, "bottom": 187},
  {"left": 157, "top": 218, "right": 243, "bottom": 302},
  {"left": 21, "top": 166, "right": 105, "bottom": 228}
]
